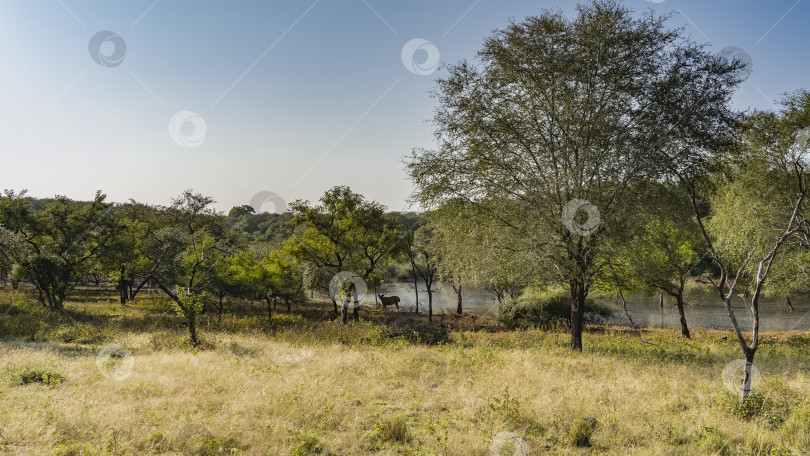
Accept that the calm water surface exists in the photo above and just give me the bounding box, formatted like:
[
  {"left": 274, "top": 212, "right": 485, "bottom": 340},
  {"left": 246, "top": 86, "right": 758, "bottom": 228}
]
[{"left": 369, "top": 282, "right": 810, "bottom": 332}]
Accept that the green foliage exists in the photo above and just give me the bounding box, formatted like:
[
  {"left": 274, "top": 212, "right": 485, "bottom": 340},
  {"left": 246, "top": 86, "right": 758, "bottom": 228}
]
[
  {"left": 779, "top": 401, "right": 810, "bottom": 448},
  {"left": 290, "top": 430, "right": 324, "bottom": 456},
  {"left": 288, "top": 186, "right": 406, "bottom": 300},
  {"left": 692, "top": 426, "right": 731, "bottom": 456},
  {"left": 11, "top": 367, "right": 65, "bottom": 386},
  {"left": 0, "top": 190, "right": 121, "bottom": 311},
  {"left": 487, "top": 389, "right": 521, "bottom": 426},
  {"left": 37, "top": 322, "right": 116, "bottom": 344},
  {"left": 497, "top": 289, "right": 612, "bottom": 330},
  {"left": 373, "top": 415, "right": 412, "bottom": 444},
  {"left": 568, "top": 417, "right": 598, "bottom": 447},
  {"left": 714, "top": 379, "right": 796, "bottom": 427}
]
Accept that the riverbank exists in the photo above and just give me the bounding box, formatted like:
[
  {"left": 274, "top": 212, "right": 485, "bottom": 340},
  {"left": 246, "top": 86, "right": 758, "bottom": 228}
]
[{"left": 1, "top": 291, "right": 809, "bottom": 454}]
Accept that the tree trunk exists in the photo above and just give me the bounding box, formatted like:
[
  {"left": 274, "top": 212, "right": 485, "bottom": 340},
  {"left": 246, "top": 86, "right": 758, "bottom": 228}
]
[
  {"left": 454, "top": 279, "right": 463, "bottom": 315},
  {"left": 187, "top": 313, "right": 199, "bottom": 346},
  {"left": 332, "top": 299, "right": 339, "bottom": 316},
  {"left": 427, "top": 289, "right": 433, "bottom": 322},
  {"left": 659, "top": 292, "right": 664, "bottom": 329},
  {"left": 265, "top": 297, "right": 273, "bottom": 319},
  {"left": 411, "top": 262, "right": 419, "bottom": 313},
  {"left": 341, "top": 302, "right": 349, "bottom": 325},
  {"left": 119, "top": 265, "right": 127, "bottom": 305},
  {"left": 675, "top": 294, "right": 690, "bottom": 338},
  {"left": 218, "top": 295, "right": 224, "bottom": 323},
  {"left": 740, "top": 349, "right": 756, "bottom": 403},
  {"left": 786, "top": 297, "right": 795, "bottom": 312},
  {"left": 286, "top": 298, "right": 291, "bottom": 313},
  {"left": 570, "top": 281, "right": 586, "bottom": 351}
]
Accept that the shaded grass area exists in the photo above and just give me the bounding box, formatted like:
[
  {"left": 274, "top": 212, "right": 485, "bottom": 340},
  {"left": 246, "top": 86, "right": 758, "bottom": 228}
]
[{"left": 1, "top": 289, "right": 809, "bottom": 455}]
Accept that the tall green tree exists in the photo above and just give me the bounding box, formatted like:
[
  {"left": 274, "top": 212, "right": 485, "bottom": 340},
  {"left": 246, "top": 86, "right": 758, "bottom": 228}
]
[
  {"left": 406, "top": 1, "right": 741, "bottom": 349},
  {"left": 609, "top": 182, "right": 707, "bottom": 338},
  {"left": 0, "top": 190, "right": 121, "bottom": 315},
  {"left": 139, "top": 191, "right": 237, "bottom": 345},
  {"left": 288, "top": 186, "right": 404, "bottom": 323},
  {"left": 688, "top": 91, "right": 810, "bottom": 403}
]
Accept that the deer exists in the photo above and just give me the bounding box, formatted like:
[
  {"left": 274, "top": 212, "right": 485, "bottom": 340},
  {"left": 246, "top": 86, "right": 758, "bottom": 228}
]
[{"left": 378, "top": 293, "right": 400, "bottom": 311}]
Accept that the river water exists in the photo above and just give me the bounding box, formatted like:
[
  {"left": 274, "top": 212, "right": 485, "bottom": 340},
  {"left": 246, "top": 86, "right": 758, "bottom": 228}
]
[{"left": 371, "top": 282, "right": 810, "bottom": 332}]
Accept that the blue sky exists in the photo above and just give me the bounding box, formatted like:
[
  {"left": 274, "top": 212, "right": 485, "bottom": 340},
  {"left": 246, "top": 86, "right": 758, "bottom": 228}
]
[{"left": 0, "top": 0, "right": 807, "bottom": 213}]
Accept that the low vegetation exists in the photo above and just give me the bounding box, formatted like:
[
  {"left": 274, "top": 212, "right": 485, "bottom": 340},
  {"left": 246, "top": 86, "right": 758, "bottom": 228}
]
[{"left": 1, "top": 289, "right": 809, "bottom": 455}]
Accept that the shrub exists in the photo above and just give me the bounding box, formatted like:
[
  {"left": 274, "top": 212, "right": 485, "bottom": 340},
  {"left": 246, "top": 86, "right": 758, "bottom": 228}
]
[
  {"left": 291, "top": 431, "right": 323, "bottom": 455},
  {"left": 693, "top": 426, "right": 731, "bottom": 456},
  {"left": 11, "top": 367, "right": 65, "bottom": 386},
  {"left": 373, "top": 415, "right": 411, "bottom": 444},
  {"left": 497, "top": 288, "right": 613, "bottom": 330},
  {"left": 568, "top": 417, "right": 598, "bottom": 447},
  {"left": 780, "top": 401, "right": 810, "bottom": 448},
  {"left": 488, "top": 389, "right": 521, "bottom": 426},
  {"left": 714, "top": 379, "right": 795, "bottom": 427},
  {"left": 38, "top": 322, "right": 116, "bottom": 344}
]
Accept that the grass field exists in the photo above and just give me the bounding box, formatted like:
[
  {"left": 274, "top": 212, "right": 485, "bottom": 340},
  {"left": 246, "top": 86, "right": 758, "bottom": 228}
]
[{"left": 1, "top": 289, "right": 809, "bottom": 455}]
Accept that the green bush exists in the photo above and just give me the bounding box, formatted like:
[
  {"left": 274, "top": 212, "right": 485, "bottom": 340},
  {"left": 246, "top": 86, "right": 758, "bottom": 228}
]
[
  {"left": 10, "top": 367, "right": 65, "bottom": 386},
  {"left": 568, "top": 417, "right": 598, "bottom": 447},
  {"left": 497, "top": 289, "right": 613, "bottom": 330},
  {"left": 291, "top": 430, "right": 323, "bottom": 455},
  {"left": 38, "top": 322, "right": 117, "bottom": 344},
  {"left": 693, "top": 426, "right": 731, "bottom": 456},
  {"left": 780, "top": 401, "right": 810, "bottom": 448},
  {"left": 714, "top": 379, "right": 796, "bottom": 427},
  {"left": 373, "top": 415, "right": 411, "bottom": 444}
]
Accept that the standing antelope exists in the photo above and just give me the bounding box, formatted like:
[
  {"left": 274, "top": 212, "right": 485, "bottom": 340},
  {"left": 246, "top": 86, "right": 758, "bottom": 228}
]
[{"left": 378, "top": 293, "right": 400, "bottom": 311}]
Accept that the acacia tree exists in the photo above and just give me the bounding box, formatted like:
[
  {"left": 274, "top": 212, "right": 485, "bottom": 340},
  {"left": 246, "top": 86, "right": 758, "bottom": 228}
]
[
  {"left": 258, "top": 244, "right": 307, "bottom": 318},
  {"left": 288, "top": 186, "right": 404, "bottom": 323},
  {"left": 406, "top": 0, "right": 741, "bottom": 349},
  {"left": 0, "top": 190, "right": 120, "bottom": 315},
  {"left": 140, "top": 191, "right": 237, "bottom": 345},
  {"left": 610, "top": 182, "right": 707, "bottom": 338},
  {"left": 684, "top": 91, "right": 810, "bottom": 403},
  {"left": 409, "top": 224, "right": 439, "bottom": 321}
]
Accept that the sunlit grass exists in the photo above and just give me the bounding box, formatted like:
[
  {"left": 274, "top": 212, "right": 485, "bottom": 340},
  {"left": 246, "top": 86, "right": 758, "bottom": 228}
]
[{"left": 1, "top": 291, "right": 809, "bottom": 455}]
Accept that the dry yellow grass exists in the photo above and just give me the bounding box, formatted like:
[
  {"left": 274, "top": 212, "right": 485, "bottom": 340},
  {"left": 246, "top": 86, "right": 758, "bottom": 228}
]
[{"left": 1, "top": 297, "right": 809, "bottom": 455}]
